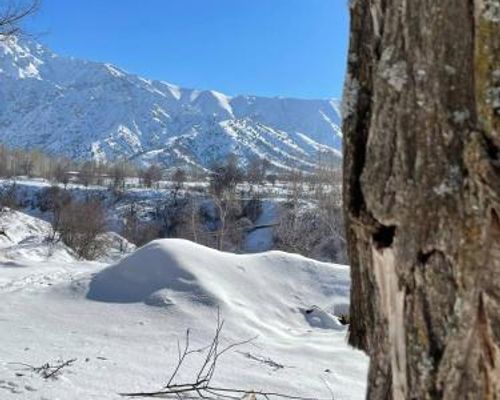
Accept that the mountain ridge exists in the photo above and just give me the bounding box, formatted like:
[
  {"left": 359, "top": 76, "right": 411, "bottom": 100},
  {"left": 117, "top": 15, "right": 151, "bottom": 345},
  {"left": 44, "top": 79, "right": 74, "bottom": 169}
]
[{"left": 0, "top": 37, "right": 342, "bottom": 171}]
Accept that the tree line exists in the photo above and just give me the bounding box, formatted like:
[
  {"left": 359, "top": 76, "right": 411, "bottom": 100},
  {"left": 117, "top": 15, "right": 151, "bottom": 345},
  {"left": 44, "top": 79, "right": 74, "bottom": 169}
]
[{"left": 0, "top": 146, "right": 345, "bottom": 264}]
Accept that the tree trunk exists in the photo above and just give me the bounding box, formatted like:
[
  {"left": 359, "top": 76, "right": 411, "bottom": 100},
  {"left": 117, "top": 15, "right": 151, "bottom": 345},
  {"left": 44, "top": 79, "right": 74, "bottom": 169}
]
[{"left": 343, "top": 1, "right": 500, "bottom": 399}]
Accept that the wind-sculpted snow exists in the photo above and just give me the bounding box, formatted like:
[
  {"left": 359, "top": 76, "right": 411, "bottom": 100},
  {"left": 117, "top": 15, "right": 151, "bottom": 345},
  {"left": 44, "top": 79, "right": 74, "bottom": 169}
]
[
  {"left": 87, "top": 239, "right": 350, "bottom": 333},
  {"left": 0, "top": 213, "right": 367, "bottom": 399},
  {"left": 0, "top": 37, "right": 342, "bottom": 171},
  {"left": 87, "top": 241, "right": 218, "bottom": 306}
]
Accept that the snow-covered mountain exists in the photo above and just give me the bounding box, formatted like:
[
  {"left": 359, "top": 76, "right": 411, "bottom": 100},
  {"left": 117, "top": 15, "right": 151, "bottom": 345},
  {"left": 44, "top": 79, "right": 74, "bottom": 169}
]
[{"left": 0, "top": 37, "right": 342, "bottom": 171}]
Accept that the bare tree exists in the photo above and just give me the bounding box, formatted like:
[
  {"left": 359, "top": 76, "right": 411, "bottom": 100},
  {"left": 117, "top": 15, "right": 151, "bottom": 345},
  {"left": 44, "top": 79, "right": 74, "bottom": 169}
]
[
  {"left": 55, "top": 199, "right": 107, "bottom": 259},
  {"left": 19, "top": 153, "right": 34, "bottom": 177},
  {"left": 285, "top": 169, "right": 304, "bottom": 209},
  {"left": 51, "top": 160, "right": 70, "bottom": 187},
  {"left": 209, "top": 191, "right": 247, "bottom": 252},
  {"left": 171, "top": 167, "right": 186, "bottom": 191},
  {"left": 266, "top": 173, "right": 277, "bottom": 187},
  {"left": 207, "top": 156, "right": 245, "bottom": 251},
  {"left": 209, "top": 155, "right": 243, "bottom": 197},
  {"left": 247, "top": 157, "right": 268, "bottom": 188},
  {"left": 111, "top": 161, "right": 127, "bottom": 192},
  {"left": 212, "top": 195, "right": 229, "bottom": 251},
  {"left": 0, "top": 0, "right": 39, "bottom": 39},
  {"left": 141, "top": 164, "right": 163, "bottom": 189},
  {"left": 78, "top": 161, "right": 98, "bottom": 187},
  {"left": 37, "top": 185, "right": 72, "bottom": 241},
  {"left": 344, "top": 1, "right": 500, "bottom": 398}
]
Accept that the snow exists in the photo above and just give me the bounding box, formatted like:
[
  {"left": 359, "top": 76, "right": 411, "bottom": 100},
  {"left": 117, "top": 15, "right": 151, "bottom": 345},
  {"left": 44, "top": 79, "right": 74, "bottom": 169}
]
[
  {"left": 104, "top": 64, "right": 126, "bottom": 78},
  {"left": 0, "top": 37, "right": 342, "bottom": 171},
  {"left": 209, "top": 90, "right": 234, "bottom": 116},
  {"left": 0, "top": 208, "right": 134, "bottom": 264},
  {"left": 0, "top": 211, "right": 368, "bottom": 399},
  {"left": 0, "top": 209, "right": 75, "bottom": 263}
]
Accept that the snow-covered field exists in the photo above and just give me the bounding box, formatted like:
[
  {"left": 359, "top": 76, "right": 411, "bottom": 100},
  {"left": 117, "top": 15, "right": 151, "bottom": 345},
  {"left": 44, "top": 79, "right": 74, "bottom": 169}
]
[{"left": 0, "top": 210, "right": 367, "bottom": 399}]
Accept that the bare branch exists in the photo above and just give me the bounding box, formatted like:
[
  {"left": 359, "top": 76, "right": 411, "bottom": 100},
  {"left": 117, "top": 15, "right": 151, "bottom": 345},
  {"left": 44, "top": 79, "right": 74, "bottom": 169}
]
[
  {"left": 120, "top": 313, "right": 330, "bottom": 400},
  {"left": 0, "top": 0, "right": 40, "bottom": 40},
  {"left": 8, "top": 358, "right": 76, "bottom": 380}
]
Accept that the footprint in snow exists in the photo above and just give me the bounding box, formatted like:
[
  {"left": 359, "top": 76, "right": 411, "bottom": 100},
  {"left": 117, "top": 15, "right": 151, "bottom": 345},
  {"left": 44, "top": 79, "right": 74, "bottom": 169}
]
[{"left": 0, "top": 380, "right": 22, "bottom": 394}]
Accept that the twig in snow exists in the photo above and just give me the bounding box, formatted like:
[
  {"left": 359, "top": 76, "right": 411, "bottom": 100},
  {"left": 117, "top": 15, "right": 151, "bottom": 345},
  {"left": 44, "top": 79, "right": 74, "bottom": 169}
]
[
  {"left": 8, "top": 358, "right": 77, "bottom": 379},
  {"left": 120, "top": 310, "right": 331, "bottom": 399},
  {"left": 237, "top": 351, "right": 292, "bottom": 371}
]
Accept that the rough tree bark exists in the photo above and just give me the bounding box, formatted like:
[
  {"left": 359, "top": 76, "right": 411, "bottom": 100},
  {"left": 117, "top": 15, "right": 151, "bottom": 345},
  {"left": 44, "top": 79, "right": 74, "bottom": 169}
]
[{"left": 343, "top": 1, "right": 500, "bottom": 399}]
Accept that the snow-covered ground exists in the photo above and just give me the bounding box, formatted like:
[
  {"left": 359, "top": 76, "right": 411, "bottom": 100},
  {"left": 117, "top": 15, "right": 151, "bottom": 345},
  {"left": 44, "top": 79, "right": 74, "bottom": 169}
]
[{"left": 0, "top": 210, "right": 367, "bottom": 399}]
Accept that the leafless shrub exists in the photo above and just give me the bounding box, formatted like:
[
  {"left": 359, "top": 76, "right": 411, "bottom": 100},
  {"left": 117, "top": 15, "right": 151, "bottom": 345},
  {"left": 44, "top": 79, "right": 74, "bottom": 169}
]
[
  {"left": 122, "top": 203, "right": 162, "bottom": 247},
  {"left": 274, "top": 200, "right": 346, "bottom": 264},
  {"left": 37, "top": 185, "right": 72, "bottom": 240},
  {"left": 171, "top": 168, "right": 186, "bottom": 191},
  {"left": 0, "top": 182, "right": 20, "bottom": 211},
  {"left": 273, "top": 162, "right": 346, "bottom": 263},
  {"left": 141, "top": 164, "right": 163, "bottom": 188},
  {"left": 51, "top": 160, "right": 71, "bottom": 186},
  {"left": 55, "top": 198, "right": 107, "bottom": 259},
  {"left": 242, "top": 195, "right": 263, "bottom": 223},
  {"left": 266, "top": 173, "right": 277, "bottom": 186},
  {"left": 155, "top": 193, "right": 192, "bottom": 238},
  {"left": 274, "top": 208, "right": 316, "bottom": 255}
]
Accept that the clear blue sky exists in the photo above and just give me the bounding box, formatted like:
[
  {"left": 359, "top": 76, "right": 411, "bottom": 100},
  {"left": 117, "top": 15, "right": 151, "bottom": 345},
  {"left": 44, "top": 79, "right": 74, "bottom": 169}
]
[{"left": 26, "top": 0, "right": 349, "bottom": 99}]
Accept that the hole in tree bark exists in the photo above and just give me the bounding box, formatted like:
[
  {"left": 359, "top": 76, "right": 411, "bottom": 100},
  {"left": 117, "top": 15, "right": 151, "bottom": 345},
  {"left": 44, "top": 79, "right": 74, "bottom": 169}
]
[
  {"left": 483, "top": 133, "right": 500, "bottom": 162},
  {"left": 491, "top": 208, "right": 500, "bottom": 229},
  {"left": 417, "top": 250, "right": 437, "bottom": 265},
  {"left": 372, "top": 225, "right": 396, "bottom": 249}
]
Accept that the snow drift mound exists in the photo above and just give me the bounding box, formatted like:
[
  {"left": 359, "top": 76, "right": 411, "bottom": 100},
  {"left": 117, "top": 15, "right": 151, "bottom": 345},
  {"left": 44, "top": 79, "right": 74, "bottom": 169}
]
[
  {"left": 0, "top": 208, "right": 75, "bottom": 262},
  {"left": 86, "top": 240, "right": 217, "bottom": 305},
  {"left": 87, "top": 239, "right": 350, "bottom": 331},
  {"left": 0, "top": 209, "right": 134, "bottom": 263},
  {"left": 0, "top": 208, "right": 51, "bottom": 248}
]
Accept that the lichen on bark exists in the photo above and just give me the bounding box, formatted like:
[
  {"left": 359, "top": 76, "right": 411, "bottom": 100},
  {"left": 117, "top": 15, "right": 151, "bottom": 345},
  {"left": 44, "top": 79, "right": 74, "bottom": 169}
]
[{"left": 343, "top": 0, "right": 500, "bottom": 398}]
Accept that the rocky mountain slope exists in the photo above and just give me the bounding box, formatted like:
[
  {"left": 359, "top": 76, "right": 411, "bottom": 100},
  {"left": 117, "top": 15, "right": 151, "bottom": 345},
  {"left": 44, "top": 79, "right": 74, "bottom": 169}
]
[{"left": 0, "top": 37, "right": 342, "bottom": 171}]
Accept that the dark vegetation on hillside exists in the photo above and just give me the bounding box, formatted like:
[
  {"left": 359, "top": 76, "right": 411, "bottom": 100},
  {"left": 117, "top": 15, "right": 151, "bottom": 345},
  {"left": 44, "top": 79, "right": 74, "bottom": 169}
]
[{"left": 0, "top": 145, "right": 345, "bottom": 263}]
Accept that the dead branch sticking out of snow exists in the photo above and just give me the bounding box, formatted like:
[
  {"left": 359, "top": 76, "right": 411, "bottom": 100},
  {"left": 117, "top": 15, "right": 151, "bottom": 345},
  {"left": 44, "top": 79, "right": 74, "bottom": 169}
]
[
  {"left": 236, "top": 351, "right": 291, "bottom": 371},
  {"left": 120, "top": 312, "right": 329, "bottom": 400},
  {"left": 9, "top": 358, "right": 77, "bottom": 380}
]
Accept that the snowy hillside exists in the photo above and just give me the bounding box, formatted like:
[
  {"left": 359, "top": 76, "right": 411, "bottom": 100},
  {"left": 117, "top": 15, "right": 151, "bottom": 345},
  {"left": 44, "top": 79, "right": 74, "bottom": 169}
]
[
  {"left": 0, "top": 211, "right": 367, "bottom": 399},
  {"left": 0, "top": 208, "right": 134, "bottom": 263},
  {"left": 0, "top": 37, "right": 342, "bottom": 171}
]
